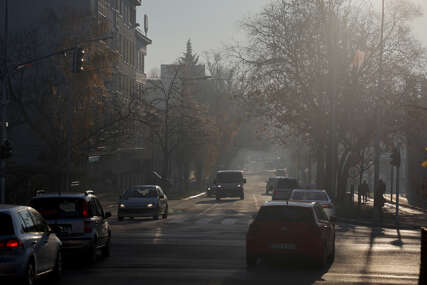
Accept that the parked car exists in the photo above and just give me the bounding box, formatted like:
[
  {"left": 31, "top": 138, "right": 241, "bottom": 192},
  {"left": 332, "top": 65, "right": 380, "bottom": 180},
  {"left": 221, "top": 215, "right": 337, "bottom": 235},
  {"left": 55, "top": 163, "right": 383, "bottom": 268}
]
[
  {"left": 0, "top": 205, "right": 62, "bottom": 285},
  {"left": 246, "top": 201, "right": 335, "bottom": 268},
  {"left": 206, "top": 184, "right": 216, "bottom": 197},
  {"left": 213, "top": 170, "right": 246, "bottom": 200},
  {"left": 271, "top": 178, "right": 299, "bottom": 200},
  {"left": 29, "top": 190, "right": 111, "bottom": 264},
  {"left": 118, "top": 185, "right": 168, "bottom": 221},
  {"left": 289, "top": 189, "right": 335, "bottom": 218}
]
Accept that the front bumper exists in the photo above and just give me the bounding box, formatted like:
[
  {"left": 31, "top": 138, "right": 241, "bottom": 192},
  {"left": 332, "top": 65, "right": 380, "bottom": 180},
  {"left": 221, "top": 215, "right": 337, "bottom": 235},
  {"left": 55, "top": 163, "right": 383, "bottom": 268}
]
[
  {"left": 118, "top": 207, "right": 158, "bottom": 217},
  {"left": 216, "top": 188, "right": 243, "bottom": 198}
]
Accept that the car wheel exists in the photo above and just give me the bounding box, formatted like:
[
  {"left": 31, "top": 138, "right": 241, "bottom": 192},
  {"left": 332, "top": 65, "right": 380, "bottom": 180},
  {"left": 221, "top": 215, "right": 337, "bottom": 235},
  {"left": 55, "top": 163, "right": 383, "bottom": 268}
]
[
  {"left": 240, "top": 193, "right": 245, "bottom": 200},
  {"left": 162, "top": 207, "right": 168, "bottom": 219},
  {"left": 51, "top": 250, "right": 63, "bottom": 281},
  {"left": 216, "top": 196, "right": 220, "bottom": 201},
  {"left": 101, "top": 240, "right": 111, "bottom": 258},
  {"left": 246, "top": 254, "right": 257, "bottom": 268},
  {"left": 22, "top": 261, "right": 35, "bottom": 285}
]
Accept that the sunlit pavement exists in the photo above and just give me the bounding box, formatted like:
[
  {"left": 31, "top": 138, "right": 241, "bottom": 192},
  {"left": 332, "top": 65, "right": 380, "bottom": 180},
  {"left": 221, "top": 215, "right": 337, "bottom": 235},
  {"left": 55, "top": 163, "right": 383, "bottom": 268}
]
[{"left": 59, "top": 175, "right": 421, "bottom": 285}]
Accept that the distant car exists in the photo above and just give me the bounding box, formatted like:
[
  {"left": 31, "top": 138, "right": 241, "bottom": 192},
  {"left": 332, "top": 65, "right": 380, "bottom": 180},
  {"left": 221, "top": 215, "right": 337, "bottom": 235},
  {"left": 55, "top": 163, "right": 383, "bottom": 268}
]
[
  {"left": 118, "top": 185, "right": 168, "bottom": 221},
  {"left": 271, "top": 178, "right": 299, "bottom": 200},
  {"left": 274, "top": 169, "right": 288, "bottom": 177},
  {"left": 0, "top": 205, "right": 63, "bottom": 285},
  {"left": 214, "top": 170, "right": 246, "bottom": 200},
  {"left": 246, "top": 201, "right": 335, "bottom": 267},
  {"left": 289, "top": 189, "right": 335, "bottom": 218},
  {"left": 29, "top": 190, "right": 112, "bottom": 264}
]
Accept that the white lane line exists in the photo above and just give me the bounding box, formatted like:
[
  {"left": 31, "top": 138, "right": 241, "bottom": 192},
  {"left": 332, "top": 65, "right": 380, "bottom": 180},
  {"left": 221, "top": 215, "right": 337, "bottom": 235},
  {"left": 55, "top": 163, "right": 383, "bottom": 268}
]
[
  {"left": 252, "top": 194, "right": 259, "bottom": 209},
  {"left": 199, "top": 203, "right": 217, "bottom": 216},
  {"left": 221, "top": 218, "right": 237, "bottom": 225},
  {"left": 183, "top": 192, "right": 206, "bottom": 200}
]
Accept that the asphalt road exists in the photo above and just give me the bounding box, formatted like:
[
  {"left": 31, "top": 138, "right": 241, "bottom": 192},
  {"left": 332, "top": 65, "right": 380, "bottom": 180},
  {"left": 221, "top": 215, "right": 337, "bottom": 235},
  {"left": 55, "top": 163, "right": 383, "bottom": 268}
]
[{"left": 59, "top": 175, "right": 421, "bottom": 285}]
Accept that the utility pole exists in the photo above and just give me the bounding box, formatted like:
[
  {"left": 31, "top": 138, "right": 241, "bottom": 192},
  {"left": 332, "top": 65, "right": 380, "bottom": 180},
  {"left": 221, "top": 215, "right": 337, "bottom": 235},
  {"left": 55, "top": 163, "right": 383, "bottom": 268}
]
[
  {"left": 0, "top": 0, "right": 8, "bottom": 204},
  {"left": 373, "top": 0, "right": 385, "bottom": 212}
]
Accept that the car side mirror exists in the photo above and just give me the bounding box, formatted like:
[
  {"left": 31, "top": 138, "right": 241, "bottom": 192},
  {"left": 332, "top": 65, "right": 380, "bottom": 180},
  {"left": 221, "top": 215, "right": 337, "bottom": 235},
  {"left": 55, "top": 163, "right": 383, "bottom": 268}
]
[
  {"left": 329, "top": 216, "right": 336, "bottom": 223},
  {"left": 243, "top": 178, "right": 247, "bottom": 184},
  {"left": 104, "top": 212, "right": 112, "bottom": 219}
]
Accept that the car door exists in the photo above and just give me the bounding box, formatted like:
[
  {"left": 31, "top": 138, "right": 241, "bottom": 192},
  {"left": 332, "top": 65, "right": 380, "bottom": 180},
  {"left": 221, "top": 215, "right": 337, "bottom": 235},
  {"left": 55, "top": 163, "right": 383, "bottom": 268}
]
[
  {"left": 29, "top": 209, "right": 58, "bottom": 270},
  {"left": 94, "top": 198, "right": 109, "bottom": 246},
  {"left": 17, "top": 209, "right": 50, "bottom": 273}
]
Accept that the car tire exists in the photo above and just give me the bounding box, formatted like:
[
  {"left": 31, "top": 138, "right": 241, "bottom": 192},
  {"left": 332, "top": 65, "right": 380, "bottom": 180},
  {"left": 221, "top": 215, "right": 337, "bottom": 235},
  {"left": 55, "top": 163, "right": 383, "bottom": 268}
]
[
  {"left": 51, "top": 250, "right": 63, "bottom": 281},
  {"left": 240, "top": 193, "right": 244, "bottom": 200},
  {"left": 162, "top": 207, "right": 168, "bottom": 219},
  {"left": 216, "top": 195, "right": 220, "bottom": 201},
  {"left": 101, "top": 240, "right": 111, "bottom": 258},
  {"left": 246, "top": 254, "right": 257, "bottom": 268},
  {"left": 22, "top": 260, "right": 35, "bottom": 285}
]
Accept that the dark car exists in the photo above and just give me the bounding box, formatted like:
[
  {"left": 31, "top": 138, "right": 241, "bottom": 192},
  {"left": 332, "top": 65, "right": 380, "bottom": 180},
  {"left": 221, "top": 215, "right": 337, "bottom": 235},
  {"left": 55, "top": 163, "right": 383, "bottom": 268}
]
[
  {"left": 29, "top": 190, "right": 112, "bottom": 264},
  {"left": 214, "top": 170, "right": 246, "bottom": 200},
  {"left": 118, "top": 185, "right": 168, "bottom": 221},
  {"left": 271, "top": 178, "right": 299, "bottom": 200},
  {"left": 0, "top": 205, "right": 62, "bottom": 285},
  {"left": 246, "top": 201, "right": 335, "bottom": 267}
]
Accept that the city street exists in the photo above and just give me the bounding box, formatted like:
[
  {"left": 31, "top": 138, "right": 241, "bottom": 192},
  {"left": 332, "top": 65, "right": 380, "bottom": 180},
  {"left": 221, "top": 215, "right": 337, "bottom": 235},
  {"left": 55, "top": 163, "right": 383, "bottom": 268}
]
[{"left": 60, "top": 174, "right": 421, "bottom": 285}]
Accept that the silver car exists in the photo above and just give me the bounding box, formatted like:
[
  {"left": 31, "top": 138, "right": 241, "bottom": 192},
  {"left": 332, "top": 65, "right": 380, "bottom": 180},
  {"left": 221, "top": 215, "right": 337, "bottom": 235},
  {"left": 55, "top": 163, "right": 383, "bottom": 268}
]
[
  {"left": 289, "top": 189, "right": 335, "bottom": 218},
  {"left": 0, "top": 205, "right": 62, "bottom": 285},
  {"left": 29, "top": 190, "right": 112, "bottom": 264},
  {"left": 118, "top": 185, "right": 168, "bottom": 221}
]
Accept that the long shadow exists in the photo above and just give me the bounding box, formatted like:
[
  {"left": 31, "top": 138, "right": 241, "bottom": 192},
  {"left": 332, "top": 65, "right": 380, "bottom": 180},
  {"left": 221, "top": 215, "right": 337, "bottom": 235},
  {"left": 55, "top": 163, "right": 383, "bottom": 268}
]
[
  {"left": 391, "top": 224, "right": 404, "bottom": 247},
  {"left": 196, "top": 199, "right": 240, "bottom": 205},
  {"left": 359, "top": 225, "right": 384, "bottom": 283}
]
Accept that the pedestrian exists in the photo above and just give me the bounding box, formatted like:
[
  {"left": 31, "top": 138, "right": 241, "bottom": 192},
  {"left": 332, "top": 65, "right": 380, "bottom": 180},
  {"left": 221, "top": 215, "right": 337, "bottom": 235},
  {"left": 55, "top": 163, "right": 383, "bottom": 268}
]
[
  {"left": 360, "top": 180, "right": 369, "bottom": 203},
  {"left": 376, "top": 179, "right": 386, "bottom": 223}
]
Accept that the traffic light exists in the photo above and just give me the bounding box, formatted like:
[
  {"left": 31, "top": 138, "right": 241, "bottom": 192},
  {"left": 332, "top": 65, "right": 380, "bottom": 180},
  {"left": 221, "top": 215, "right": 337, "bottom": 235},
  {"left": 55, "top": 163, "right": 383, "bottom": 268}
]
[
  {"left": 390, "top": 147, "right": 401, "bottom": 167},
  {"left": 72, "top": 47, "right": 85, "bottom": 73},
  {"left": 0, "top": 140, "right": 12, "bottom": 160}
]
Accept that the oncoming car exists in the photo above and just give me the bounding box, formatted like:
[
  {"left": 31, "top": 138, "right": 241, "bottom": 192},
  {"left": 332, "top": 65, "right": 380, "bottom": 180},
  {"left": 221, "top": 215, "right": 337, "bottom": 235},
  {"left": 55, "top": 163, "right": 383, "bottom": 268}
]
[
  {"left": 118, "top": 185, "right": 168, "bottom": 221},
  {"left": 213, "top": 170, "right": 246, "bottom": 200}
]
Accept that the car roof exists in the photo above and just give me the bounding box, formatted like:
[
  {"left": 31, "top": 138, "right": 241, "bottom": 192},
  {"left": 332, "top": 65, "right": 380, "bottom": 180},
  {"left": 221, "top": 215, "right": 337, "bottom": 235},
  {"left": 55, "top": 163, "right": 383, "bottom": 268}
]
[
  {"left": 130, "top": 185, "right": 158, "bottom": 188},
  {"left": 31, "top": 192, "right": 95, "bottom": 199},
  {"left": 216, "top": 170, "right": 243, "bottom": 173},
  {"left": 263, "top": 201, "right": 316, "bottom": 208},
  {"left": 0, "top": 205, "right": 32, "bottom": 212},
  {"left": 292, "top": 189, "right": 327, "bottom": 193}
]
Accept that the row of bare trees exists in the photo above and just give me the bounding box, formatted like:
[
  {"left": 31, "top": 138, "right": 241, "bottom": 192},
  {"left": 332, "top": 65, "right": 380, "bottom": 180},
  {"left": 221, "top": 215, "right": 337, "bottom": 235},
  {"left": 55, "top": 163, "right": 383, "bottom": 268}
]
[{"left": 229, "top": 0, "right": 427, "bottom": 201}]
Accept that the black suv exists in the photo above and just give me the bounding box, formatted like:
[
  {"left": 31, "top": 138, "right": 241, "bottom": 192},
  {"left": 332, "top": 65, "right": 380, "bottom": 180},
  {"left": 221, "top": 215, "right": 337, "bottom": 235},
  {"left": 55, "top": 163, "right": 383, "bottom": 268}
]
[{"left": 214, "top": 170, "right": 246, "bottom": 200}]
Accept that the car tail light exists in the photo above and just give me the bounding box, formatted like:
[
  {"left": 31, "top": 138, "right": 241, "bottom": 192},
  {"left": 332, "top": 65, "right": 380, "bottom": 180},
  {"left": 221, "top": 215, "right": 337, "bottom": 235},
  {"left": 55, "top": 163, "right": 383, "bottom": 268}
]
[
  {"left": 322, "top": 204, "right": 333, "bottom": 209},
  {"left": 82, "top": 200, "right": 89, "bottom": 218},
  {"left": 6, "top": 239, "right": 22, "bottom": 248},
  {"left": 0, "top": 241, "right": 4, "bottom": 247},
  {"left": 84, "top": 221, "right": 92, "bottom": 233}
]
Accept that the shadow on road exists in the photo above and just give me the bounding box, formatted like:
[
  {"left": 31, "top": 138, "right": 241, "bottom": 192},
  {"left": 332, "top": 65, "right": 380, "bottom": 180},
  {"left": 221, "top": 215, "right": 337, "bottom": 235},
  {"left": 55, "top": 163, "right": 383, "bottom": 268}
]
[{"left": 196, "top": 199, "right": 240, "bottom": 205}]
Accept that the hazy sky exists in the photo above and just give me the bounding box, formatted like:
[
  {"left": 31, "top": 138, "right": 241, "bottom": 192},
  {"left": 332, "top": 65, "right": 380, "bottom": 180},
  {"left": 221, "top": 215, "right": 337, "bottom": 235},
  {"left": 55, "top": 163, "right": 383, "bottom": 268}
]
[{"left": 137, "top": 0, "right": 427, "bottom": 74}]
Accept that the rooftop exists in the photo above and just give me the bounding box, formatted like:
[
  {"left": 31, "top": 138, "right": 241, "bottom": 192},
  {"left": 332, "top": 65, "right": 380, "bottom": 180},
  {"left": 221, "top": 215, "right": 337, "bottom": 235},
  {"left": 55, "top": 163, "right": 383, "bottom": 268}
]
[{"left": 263, "top": 201, "right": 316, "bottom": 208}]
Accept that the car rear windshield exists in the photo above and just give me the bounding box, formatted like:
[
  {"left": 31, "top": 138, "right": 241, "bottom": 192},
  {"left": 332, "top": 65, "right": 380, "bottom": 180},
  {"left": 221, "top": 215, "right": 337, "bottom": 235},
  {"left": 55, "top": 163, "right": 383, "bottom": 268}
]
[
  {"left": 125, "top": 187, "right": 158, "bottom": 198},
  {"left": 292, "top": 191, "right": 328, "bottom": 201},
  {"left": 277, "top": 179, "right": 298, "bottom": 189},
  {"left": 0, "top": 213, "right": 14, "bottom": 235},
  {"left": 216, "top": 172, "right": 243, "bottom": 183},
  {"left": 30, "top": 198, "right": 86, "bottom": 219},
  {"left": 272, "top": 189, "right": 292, "bottom": 200},
  {"left": 255, "top": 206, "right": 314, "bottom": 222}
]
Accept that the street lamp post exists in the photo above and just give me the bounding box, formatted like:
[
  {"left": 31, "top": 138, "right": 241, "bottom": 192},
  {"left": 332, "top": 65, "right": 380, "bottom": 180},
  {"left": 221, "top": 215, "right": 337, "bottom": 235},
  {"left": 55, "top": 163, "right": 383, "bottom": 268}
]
[{"left": 1, "top": 0, "right": 8, "bottom": 204}]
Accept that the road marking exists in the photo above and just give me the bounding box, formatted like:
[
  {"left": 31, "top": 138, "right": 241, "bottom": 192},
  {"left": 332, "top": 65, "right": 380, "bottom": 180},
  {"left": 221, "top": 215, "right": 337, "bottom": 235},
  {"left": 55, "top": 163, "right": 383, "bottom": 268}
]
[
  {"left": 252, "top": 194, "right": 259, "bottom": 209},
  {"left": 199, "top": 203, "right": 217, "bottom": 217},
  {"left": 221, "top": 218, "right": 237, "bottom": 225},
  {"left": 196, "top": 218, "right": 214, "bottom": 224},
  {"left": 183, "top": 192, "right": 206, "bottom": 200}
]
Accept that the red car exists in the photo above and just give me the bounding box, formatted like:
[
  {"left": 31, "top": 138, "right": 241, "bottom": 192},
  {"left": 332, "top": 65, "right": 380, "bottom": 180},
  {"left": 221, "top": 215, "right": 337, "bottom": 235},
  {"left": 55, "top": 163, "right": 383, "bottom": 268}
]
[{"left": 246, "top": 201, "right": 335, "bottom": 267}]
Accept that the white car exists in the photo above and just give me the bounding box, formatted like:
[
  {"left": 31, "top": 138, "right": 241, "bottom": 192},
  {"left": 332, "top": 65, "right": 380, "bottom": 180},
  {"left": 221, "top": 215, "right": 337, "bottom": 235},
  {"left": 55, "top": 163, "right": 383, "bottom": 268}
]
[{"left": 289, "top": 189, "right": 335, "bottom": 218}]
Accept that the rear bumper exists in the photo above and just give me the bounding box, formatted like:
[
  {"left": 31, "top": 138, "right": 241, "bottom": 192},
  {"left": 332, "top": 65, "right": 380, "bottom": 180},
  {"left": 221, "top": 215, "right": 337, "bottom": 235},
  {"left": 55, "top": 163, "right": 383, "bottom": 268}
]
[
  {"left": 59, "top": 237, "right": 93, "bottom": 251},
  {"left": 246, "top": 239, "right": 322, "bottom": 261}
]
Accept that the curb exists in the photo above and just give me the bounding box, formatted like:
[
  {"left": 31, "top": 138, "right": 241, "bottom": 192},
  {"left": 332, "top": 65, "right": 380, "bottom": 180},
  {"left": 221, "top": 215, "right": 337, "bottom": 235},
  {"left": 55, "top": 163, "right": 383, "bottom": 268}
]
[{"left": 183, "top": 192, "right": 206, "bottom": 201}]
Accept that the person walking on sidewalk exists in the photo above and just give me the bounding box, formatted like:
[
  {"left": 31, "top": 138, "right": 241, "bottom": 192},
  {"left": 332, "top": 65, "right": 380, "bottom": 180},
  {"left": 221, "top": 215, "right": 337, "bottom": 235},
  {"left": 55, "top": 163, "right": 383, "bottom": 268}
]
[
  {"left": 360, "top": 180, "right": 369, "bottom": 204},
  {"left": 376, "top": 179, "right": 386, "bottom": 223}
]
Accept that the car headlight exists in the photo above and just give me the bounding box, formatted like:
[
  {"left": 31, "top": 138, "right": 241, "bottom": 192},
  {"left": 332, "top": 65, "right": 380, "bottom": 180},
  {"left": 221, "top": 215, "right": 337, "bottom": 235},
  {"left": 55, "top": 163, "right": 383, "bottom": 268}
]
[
  {"left": 237, "top": 184, "right": 242, "bottom": 188},
  {"left": 147, "top": 203, "right": 153, "bottom": 208},
  {"left": 119, "top": 203, "right": 125, "bottom": 208},
  {"left": 217, "top": 185, "right": 222, "bottom": 188}
]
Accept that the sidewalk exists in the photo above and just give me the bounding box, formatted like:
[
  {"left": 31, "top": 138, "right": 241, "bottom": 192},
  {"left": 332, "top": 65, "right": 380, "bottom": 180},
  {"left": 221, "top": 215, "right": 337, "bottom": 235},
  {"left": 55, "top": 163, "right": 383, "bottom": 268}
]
[{"left": 336, "top": 194, "right": 427, "bottom": 230}]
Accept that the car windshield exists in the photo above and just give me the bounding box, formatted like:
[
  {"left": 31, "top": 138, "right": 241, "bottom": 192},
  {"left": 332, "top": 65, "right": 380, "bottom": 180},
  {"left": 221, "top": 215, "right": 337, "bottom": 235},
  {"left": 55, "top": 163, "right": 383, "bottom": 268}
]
[
  {"left": 255, "top": 206, "right": 314, "bottom": 222},
  {"left": 216, "top": 172, "right": 243, "bottom": 183},
  {"left": 125, "top": 187, "right": 158, "bottom": 198},
  {"left": 30, "top": 198, "right": 86, "bottom": 219},
  {"left": 0, "top": 213, "right": 14, "bottom": 235},
  {"left": 275, "top": 170, "right": 286, "bottom": 176},
  {"left": 277, "top": 179, "right": 298, "bottom": 189},
  {"left": 272, "top": 189, "right": 292, "bottom": 200},
  {"left": 292, "top": 191, "right": 329, "bottom": 201}
]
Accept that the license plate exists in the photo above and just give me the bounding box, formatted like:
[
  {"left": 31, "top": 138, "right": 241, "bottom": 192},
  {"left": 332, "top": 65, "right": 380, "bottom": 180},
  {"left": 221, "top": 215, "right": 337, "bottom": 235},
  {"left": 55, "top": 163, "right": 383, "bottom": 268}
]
[{"left": 271, "top": 243, "right": 296, "bottom": 250}]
